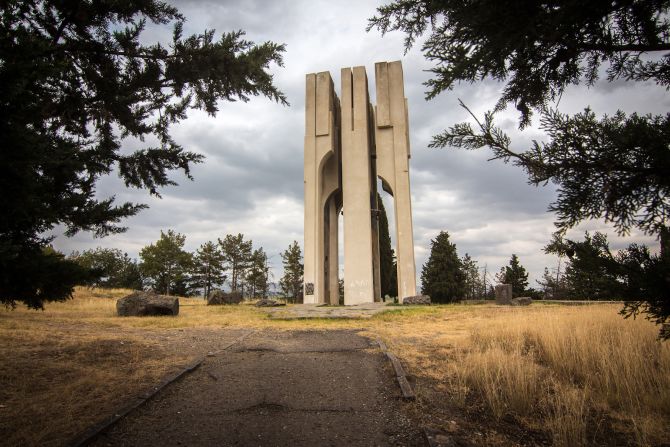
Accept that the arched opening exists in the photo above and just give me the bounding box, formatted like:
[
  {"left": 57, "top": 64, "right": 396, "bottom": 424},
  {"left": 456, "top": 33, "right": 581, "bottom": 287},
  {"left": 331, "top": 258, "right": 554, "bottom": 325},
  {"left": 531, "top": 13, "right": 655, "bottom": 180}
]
[
  {"left": 323, "top": 191, "right": 341, "bottom": 305},
  {"left": 377, "top": 177, "right": 398, "bottom": 301}
]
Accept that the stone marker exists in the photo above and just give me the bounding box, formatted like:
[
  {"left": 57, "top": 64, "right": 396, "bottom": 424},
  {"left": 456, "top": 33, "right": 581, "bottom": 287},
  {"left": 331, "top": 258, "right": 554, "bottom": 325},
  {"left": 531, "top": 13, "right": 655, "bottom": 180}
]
[
  {"left": 402, "top": 295, "right": 431, "bottom": 305},
  {"left": 494, "top": 284, "right": 513, "bottom": 305},
  {"left": 511, "top": 297, "right": 533, "bottom": 306},
  {"left": 255, "top": 299, "right": 285, "bottom": 307},
  {"left": 207, "top": 290, "right": 242, "bottom": 305},
  {"left": 116, "top": 291, "right": 179, "bottom": 316}
]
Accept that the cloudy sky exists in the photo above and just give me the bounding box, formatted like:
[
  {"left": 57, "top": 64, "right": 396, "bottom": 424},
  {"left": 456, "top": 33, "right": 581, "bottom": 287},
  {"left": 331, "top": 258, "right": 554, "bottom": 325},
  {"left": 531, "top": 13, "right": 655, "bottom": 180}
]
[{"left": 52, "top": 0, "right": 666, "bottom": 291}]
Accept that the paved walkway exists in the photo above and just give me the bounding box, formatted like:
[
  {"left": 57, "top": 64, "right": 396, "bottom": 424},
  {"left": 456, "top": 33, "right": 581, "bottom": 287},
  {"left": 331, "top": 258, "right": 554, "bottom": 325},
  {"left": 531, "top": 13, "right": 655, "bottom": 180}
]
[
  {"left": 92, "top": 330, "right": 418, "bottom": 446},
  {"left": 265, "top": 302, "right": 390, "bottom": 319}
]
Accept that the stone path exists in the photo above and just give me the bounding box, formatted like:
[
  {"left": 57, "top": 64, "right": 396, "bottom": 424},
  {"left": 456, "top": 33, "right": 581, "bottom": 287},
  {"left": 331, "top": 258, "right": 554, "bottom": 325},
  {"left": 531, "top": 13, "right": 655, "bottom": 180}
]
[
  {"left": 264, "top": 302, "right": 390, "bottom": 319},
  {"left": 92, "top": 329, "right": 419, "bottom": 446}
]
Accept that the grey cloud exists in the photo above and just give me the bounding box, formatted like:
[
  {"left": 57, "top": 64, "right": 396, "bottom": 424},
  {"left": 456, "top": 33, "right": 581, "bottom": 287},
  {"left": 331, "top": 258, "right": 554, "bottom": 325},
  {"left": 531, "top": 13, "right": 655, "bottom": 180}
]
[{"left": 51, "top": 0, "right": 665, "bottom": 287}]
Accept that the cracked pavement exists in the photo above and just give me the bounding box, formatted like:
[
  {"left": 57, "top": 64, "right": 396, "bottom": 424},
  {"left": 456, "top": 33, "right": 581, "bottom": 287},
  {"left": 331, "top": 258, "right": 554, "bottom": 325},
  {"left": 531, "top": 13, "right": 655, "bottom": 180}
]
[{"left": 92, "top": 329, "right": 420, "bottom": 446}]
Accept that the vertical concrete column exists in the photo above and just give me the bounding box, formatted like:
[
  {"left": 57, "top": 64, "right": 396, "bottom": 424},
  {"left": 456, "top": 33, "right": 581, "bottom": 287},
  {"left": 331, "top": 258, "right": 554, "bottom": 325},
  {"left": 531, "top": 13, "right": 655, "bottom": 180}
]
[
  {"left": 371, "top": 174, "right": 382, "bottom": 302},
  {"left": 327, "top": 197, "right": 340, "bottom": 305},
  {"left": 374, "top": 61, "right": 417, "bottom": 300},
  {"left": 304, "top": 72, "right": 340, "bottom": 304},
  {"left": 341, "top": 67, "right": 376, "bottom": 305}
]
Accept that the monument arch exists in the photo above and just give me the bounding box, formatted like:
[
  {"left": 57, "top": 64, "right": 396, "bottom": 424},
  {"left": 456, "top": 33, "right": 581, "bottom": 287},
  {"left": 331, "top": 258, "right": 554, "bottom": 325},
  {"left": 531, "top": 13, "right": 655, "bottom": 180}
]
[{"left": 304, "top": 61, "right": 417, "bottom": 305}]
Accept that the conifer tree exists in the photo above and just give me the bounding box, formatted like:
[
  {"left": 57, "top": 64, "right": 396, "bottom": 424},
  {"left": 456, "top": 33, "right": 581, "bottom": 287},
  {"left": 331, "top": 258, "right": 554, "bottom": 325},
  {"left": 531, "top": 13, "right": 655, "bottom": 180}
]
[
  {"left": 139, "top": 230, "right": 192, "bottom": 295},
  {"left": 461, "top": 253, "right": 482, "bottom": 299},
  {"left": 246, "top": 248, "right": 269, "bottom": 299},
  {"left": 496, "top": 254, "right": 529, "bottom": 298},
  {"left": 191, "top": 241, "right": 226, "bottom": 299},
  {"left": 370, "top": 0, "right": 670, "bottom": 326},
  {"left": 1, "top": 0, "right": 286, "bottom": 308},
  {"left": 280, "top": 241, "right": 304, "bottom": 303},
  {"left": 420, "top": 231, "right": 465, "bottom": 303},
  {"left": 546, "top": 232, "right": 620, "bottom": 300},
  {"left": 377, "top": 193, "right": 398, "bottom": 298},
  {"left": 219, "top": 234, "right": 252, "bottom": 293}
]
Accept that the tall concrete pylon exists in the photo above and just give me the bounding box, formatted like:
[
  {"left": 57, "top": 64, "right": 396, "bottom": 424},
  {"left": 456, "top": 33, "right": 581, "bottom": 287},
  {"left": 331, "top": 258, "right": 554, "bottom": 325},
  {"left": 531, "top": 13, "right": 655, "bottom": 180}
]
[
  {"left": 303, "top": 71, "right": 341, "bottom": 305},
  {"left": 303, "top": 61, "right": 417, "bottom": 305},
  {"left": 374, "top": 61, "right": 417, "bottom": 300}
]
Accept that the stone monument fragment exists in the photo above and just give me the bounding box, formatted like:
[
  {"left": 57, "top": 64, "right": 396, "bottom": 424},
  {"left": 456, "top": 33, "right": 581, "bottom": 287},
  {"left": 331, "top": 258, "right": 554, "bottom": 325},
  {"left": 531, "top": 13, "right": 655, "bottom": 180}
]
[
  {"left": 207, "top": 290, "right": 242, "bottom": 305},
  {"left": 304, "top": 61, "right": 417, "bottom": 305},
  {"left": 402, "top": 295, "right": 431, "bottom": 305},
  {"left": 494, "top": 284, "right": 513, "bottom": 305},
  {"left": 116, "top": 291, "right": 179, "bottom": 316}
]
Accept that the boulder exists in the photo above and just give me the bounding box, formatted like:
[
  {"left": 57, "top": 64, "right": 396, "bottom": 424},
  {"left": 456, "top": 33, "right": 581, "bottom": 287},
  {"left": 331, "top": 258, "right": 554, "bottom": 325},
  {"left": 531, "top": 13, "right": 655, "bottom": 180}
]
[
  {"left": 255, "top": 299, "right": 285, "bottom": 307},
  {"left": 116, "top": 291, "right": 179, "bottom": 317},
  {"left": 511, "top": 297, "right": 533, "bottom": 306},
  {"left": 494, "top": 284, "right": 513, "bottom": 304},
  {"left": 402, "top": 295, "right": 431, "bottom": 305},
  {"left": 207, "top": 290, "right": 243, "bottom": 305}
]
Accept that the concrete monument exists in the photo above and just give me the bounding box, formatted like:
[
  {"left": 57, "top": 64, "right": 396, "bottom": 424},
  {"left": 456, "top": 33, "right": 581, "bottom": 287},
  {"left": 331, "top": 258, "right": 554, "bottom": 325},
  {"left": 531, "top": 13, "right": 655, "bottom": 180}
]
[{"left": 304, "top": 61, "right": 417, "bottom": 305}]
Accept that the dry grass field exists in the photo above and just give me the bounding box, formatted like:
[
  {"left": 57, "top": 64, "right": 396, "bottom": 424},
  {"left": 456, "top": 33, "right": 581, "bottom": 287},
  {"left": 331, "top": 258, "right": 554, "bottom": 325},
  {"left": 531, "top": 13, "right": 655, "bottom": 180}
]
[{"left": 1, "top": 288, "right": 667, "bottom": 446}]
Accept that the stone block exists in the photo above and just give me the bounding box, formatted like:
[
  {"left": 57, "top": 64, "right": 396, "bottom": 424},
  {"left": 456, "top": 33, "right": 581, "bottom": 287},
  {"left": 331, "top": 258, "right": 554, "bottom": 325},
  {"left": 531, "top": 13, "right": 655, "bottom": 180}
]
[
  {"left": 402, "top": 295, "right": 431, "bottom": 305},
  {"left": 117, "top": 291, "right": 179, "bottom": 316},
  {"left": 494, "top": 284, "right": 513, "bottom": 304},
  {"left": 255, "top": 299, "right": 286, "bottom": 307},
  {"left": 207, "top": 290, "right": 242, "bottom": 305}
]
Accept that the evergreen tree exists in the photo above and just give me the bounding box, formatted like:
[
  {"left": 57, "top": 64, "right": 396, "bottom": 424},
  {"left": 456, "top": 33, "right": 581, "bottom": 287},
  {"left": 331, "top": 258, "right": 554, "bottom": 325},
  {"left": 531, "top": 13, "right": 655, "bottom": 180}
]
[
  {"left": 535, "top": 266, "right": 571, "bottom": 300},
  {"left": 617, "top": 239, "right": 670, "bottom": 337},
  {"left": 218, "top": 234, "right": 252, "bottom": 292},
  {"left": 461, "top": 253, "right": 482, "bottom": 299},
  {"left": 246, "top": 248, "right": 269, "bottom": 299},
  {"left": 70, "top": 247, "right": 142, "bottom": 290},
  {"left": 191, "top": 241, "right": 226, "bottom": 299},
  {"left": 139, "top": 230, "right": 192, "bottom": 295},
  {"left": 546, "top": 231, "right": 669, "bottom": 337},
  {"left": 279, "top": 241, "right": 304, "bottom": 303},
  {"left": 0, "top": 0, "right": 286, "bottom": 308},
  {"left": 546, "top": 232, "right": 621, "bottom": 300},
  {"left": 420, "top": 231, "right": 465, "bottom": 303},
  {"left": 370, "top": 0, "right": 670, "bottom": 326},
  {"left": 377, "top": 193, "right": 397, "bottom": 298},
  {"left": 497, "top": 254, "right": 529, "bottom": 297}
]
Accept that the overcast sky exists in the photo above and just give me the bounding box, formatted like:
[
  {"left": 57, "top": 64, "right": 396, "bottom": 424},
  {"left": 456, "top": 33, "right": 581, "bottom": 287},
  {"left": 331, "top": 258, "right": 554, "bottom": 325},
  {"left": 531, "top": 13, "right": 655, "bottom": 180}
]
[{"left": 52, "top": 0, "right": 665, "bottom": 291}]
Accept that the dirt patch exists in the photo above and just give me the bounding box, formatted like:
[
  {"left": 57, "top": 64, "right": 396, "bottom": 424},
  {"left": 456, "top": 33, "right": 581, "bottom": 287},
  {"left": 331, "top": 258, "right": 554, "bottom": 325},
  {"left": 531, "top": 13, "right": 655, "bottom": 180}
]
[{"left": 0, "top": 320, "right": 249, "bottom": 447}]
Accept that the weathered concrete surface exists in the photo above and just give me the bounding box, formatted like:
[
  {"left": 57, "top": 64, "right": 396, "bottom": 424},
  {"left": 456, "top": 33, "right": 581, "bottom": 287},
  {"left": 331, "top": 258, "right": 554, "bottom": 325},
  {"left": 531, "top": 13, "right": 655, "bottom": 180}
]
[
  {"left": 494, "top": 284, "right": 513, "bottom": 305},
  {"left": 304, "top": 61, "right": 418, "bottom": 306},
  {"left": 374, "top": 61, "right": 417, "bottom": 300},
  {"left": 92, "top": 330, "right": 419, "bottom": 446},
  {"left": 341, "top": 66, "right": 377, "bottom": 305},
  {"left": 303, "top": 71, "right": 341, "bottom": 305},
  {"left": 254, "top": 299, "right": 285, "bottom": 307},
  {"left": 265, "top": 303, "right": 390, "bottom": 320}
]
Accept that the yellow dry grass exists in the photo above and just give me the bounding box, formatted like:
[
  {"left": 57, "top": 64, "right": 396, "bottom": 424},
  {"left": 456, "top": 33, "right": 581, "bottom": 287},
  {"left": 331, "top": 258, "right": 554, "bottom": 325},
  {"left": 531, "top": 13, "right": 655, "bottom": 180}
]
[
  {"left": 371, "top": 304, "right": 670, "bottom": 446},
  {"left": 1, "top": 288, "right": 668, "bottom": 446}
]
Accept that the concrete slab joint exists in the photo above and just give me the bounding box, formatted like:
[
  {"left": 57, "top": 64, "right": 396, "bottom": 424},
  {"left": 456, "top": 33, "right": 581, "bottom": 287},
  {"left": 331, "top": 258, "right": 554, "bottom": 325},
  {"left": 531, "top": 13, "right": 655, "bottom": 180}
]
[{"left": 304, "top": 61, "right": 417, "bottom": 305}]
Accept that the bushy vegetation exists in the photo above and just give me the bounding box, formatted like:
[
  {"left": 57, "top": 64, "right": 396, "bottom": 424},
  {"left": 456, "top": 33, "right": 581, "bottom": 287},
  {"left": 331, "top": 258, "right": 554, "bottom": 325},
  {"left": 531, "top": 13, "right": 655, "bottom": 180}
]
[{"left": 68, "top": 230, "right": 275, "bottom": 299}]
